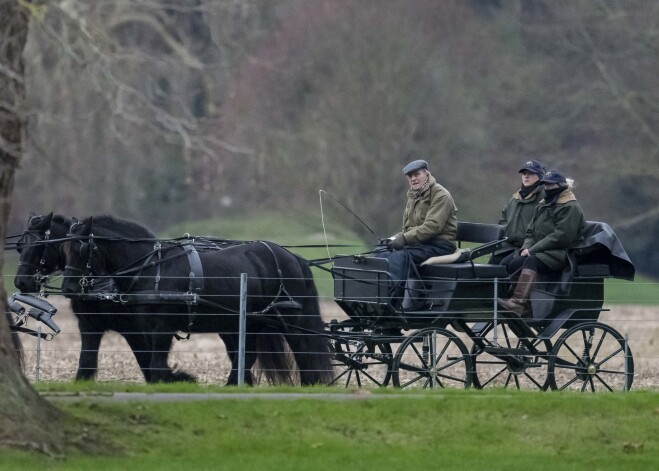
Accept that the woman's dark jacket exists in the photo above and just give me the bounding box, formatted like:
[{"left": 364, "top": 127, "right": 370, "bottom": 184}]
[
  {"left": 522, "top": 189, "right": 585, "bottom": 271},
  {"left": 499, "top": 186, "right": 545, "bottom": 248}
]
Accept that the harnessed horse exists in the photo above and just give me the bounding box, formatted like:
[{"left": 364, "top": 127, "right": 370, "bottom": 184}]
[{"left": 61, "top": 215, "right": 334, "bottom": 385}]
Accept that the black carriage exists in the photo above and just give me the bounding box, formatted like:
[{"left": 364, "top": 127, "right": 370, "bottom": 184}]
[{"left": 329, "top": 221, "right": 635, "bottom": 391}]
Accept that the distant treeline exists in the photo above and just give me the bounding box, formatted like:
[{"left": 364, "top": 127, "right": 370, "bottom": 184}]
[{"left": 10, "top": 0, "right": 658, "bottom": 276}]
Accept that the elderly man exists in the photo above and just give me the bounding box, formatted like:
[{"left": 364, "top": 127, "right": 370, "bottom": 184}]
[{"left": 382, "top": 159, "right": 458, "bottom": 306}]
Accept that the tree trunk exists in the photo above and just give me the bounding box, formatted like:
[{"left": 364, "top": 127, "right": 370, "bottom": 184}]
[{"left": 0, "top": 0, "right": 64, "bottom": 454}]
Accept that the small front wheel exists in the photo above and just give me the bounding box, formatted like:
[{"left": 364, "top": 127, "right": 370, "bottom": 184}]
[
  {"left": 547, "top": 322, "right": 633, "bottom": 392},
  {"left": 330, "top": 335, "right": 393, "bottom": 388},
  {"left": 392, "top": 327, "right": 472, "bottom": 389}
]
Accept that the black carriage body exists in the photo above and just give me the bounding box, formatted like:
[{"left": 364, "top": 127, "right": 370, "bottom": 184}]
[
  {"left": 333, "top": 221, "right": 632, "bottom": 333},
  {"left": 330, "top": 221, "right": 635, "bottom": 391}
]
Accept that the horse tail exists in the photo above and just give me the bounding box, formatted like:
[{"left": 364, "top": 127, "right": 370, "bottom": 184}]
[
  {"left": 254, "top": 331, "right": 296, "bottom": 386},
  {"left": 5, "top": 310, "right": 24, "bottom": 368},
  {"left": 294, "top": 259, "right": 334, "bottom": 385}
]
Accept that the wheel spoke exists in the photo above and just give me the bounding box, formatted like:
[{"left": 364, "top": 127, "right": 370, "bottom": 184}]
[
  {"left": 359, "top": 369, "right": 387, "bottom": 386},
  {"left": 504, "top": 374, "right": 512, "bottom": 388},
  {"left": 401, "top": 374, "right": 426, "bottom": 388},
  {"left": 595, "top": 347, "right": 624, "bottom": 368},
  {"left": 558, "top": 373, "right": 582, "bottom": 391},
  {"left": 435, "top": 355, "right": 469, "bottom": 372},
  {"left": 523, "top": 371, "right": 544, "bottom": 389},
  {"left": 434, "top": 371, "right": 468, "bottom": 385},
  {"left": 481, "top": 367, "right": 508, "bottom": 387},
  {"left": 345, "top": 369, "right": 353, "bottom": 387},
  {"left": 437, "top": 338, "right": 452, "bottom": 362},
  {"left": 563, "top": 341, "right": 587, "bottom": 367},
  {"left": 409, "top": 342, "right": 428, "bottom": 368},
  {"left": 328, "top": 368, "right": 349, "bottom": 386},
  {"left": 595, "top": 368, "right": 627, "bottom": 375},
  {"left": 502, "top": 324, "right": 513, "bottom": 348},
  {"left": 552, "top": 360, "right": 580, "bottom": 371},
  {"left": 591, "top": 331, "right": 607, "bottom": 361},
  {"left": 594, "top": 374, "right": 614, "bottom": 392}
]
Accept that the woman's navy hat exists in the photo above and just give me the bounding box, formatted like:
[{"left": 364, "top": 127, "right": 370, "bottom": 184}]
[
  {"left": 540, "top": 169, "right": 567, "bottom": 184},
  {"left": 402, "top": 159, "right": 428, "bottom": 175},
  {"left": 519, "top": 159, "right": 546, "bottom": 177}
]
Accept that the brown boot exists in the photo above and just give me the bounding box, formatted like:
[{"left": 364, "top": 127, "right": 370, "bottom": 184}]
[{"left": 497, "top": 269, "right": 537, "bottom": 319}]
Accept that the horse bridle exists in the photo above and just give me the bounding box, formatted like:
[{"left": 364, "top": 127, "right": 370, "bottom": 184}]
[
  {"left": 64, "top": 231, "right": 98, "bottom": 292},
  {"left": 17, "top": 228, "right": 62, "bottom": 290}
]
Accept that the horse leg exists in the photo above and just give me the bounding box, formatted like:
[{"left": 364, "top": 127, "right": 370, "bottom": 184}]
[
  {"left": 220, "top": 332, "right": 256, "bottom": 386},
  {"left": 122, "top": 331, "right": 153, "bottom": 382},
  {"left": 147, "top": 329, "right": 176, "bottom": 383},
  {"left": 140, "top": 312, "right": 195, "bottom": 383},
  {"left": 76, "top": 316, "right": 102, "bottom": 381}
]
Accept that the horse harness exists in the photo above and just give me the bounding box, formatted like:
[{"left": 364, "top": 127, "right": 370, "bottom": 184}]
[{"left": 73, "top": 237, "right": 302, "bottom": 336}]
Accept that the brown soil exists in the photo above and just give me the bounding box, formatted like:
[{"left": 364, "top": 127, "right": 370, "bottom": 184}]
[{"left": 16, "top": 297, "right": 658, "bottom": 389}]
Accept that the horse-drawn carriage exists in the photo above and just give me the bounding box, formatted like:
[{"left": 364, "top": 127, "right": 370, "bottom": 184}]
[
  {"left": 9, "top": 213, "right": 635, "bottom": 392},
  {"left": 329, "top": 221, "right": 635, "bottom": 392}
]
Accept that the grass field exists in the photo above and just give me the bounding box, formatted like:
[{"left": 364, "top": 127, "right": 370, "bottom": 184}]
[{"left": 1, "top": 386, "right": 657, "bottom": 470}]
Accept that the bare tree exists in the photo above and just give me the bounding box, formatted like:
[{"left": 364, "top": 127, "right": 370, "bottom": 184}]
[{"left": 0, "top": 0, "right": 64, "bottom": 454}]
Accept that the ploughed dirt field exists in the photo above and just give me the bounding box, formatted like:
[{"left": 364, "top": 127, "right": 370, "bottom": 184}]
[{"left": 15, "top": 297, "right": 659, "bottom": 390}]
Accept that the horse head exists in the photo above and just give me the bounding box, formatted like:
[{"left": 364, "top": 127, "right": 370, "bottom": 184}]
[
  {"left": 14, "top": 212, "right": 70, "bottom": 293},
  {"left": 62, "top": 216, "right": 105, "bottom": 296}
]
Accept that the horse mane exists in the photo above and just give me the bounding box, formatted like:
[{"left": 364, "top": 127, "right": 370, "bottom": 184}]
[
  {"left": 87, "top": 214, "right": 156, "bottom": 239},
  {"left": 52, "top": 214, "right": 72, "bottom": 228}
]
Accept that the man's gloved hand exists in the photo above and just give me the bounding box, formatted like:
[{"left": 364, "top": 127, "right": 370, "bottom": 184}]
[{"left": 386, "top": 233, "right": 405, "bottom": 251}]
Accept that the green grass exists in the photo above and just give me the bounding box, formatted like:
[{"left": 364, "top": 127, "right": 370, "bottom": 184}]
[
  {"left": 1, "top": 388, "right": 657, "bottom": 470},
  {"left": 3, "top": 251, "right": 19, "bottom": 293},
  {"left": 604, "top": 274, "right": 659, "bottom": 305}
]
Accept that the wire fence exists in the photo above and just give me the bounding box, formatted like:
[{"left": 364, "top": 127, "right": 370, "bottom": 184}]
[{"left": 4, "top": 273, "right": 659, "bottom": 391}]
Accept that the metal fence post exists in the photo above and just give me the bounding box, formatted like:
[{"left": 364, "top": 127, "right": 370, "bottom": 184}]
[
  {"left": 493, "top": 278, "right": 498, "bottom": 345},
  {"left": 238, "top": 273, "right": 247, "bottom": 386},
  {"left": 35, "top": 325, "right": 41, "bottom": 382},
  {"left": 624, "top": 333, "right": 630, "bottom": 392}
]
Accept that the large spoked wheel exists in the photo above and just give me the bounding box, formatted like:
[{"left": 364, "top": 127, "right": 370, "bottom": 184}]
[
  {"left": 471, "top": 322, "right": 552, "bottom": 390},
  {"left": 548, "top": 322, "right": 634, "bottom": 392},
  {"left": 393, "top": 327, "right": 472, "bottom": 389},
  {"left": 330, "top": 336, "right": 393, "bottom": 388}
]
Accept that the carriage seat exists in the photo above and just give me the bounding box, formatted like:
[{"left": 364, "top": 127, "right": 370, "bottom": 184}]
[
  {"left": 420, "top": 262, "right": 508, "bottom": 280},
  {"left": 419, "top": 222, "right": 509, "bottom": 280}
]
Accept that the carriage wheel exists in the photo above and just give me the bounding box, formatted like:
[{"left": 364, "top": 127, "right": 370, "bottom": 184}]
[
  {"left": 547, "top": 322, "right": 634, "bottom": 392},
  {"left": 330, "top": 336, "right": 393, "bottom": 388},
  {"left": 470, "top": 323, "right": 552, "bottom": 390},
  {"left": 392, "top": 327, "right": 472, "bottom": 389}
]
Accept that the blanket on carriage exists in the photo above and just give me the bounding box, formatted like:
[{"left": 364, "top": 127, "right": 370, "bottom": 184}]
[{"left": 533, "top": 220, "right": 634, "bottom": 299}]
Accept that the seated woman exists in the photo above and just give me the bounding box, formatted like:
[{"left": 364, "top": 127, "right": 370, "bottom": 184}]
[
  {"left": 498, "top": 169, "right": 585, "bottom": 318},
  {"left": 492, "top": 159, "right": 546, "bottom": 263}
]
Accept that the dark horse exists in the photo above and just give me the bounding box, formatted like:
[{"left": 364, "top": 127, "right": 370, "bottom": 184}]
[
  {"left": 13, "top": 212, "right": 177, "bottom": 381},
  {"left": 61, "top": 215, "right": 334, "bottom": 385}
]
